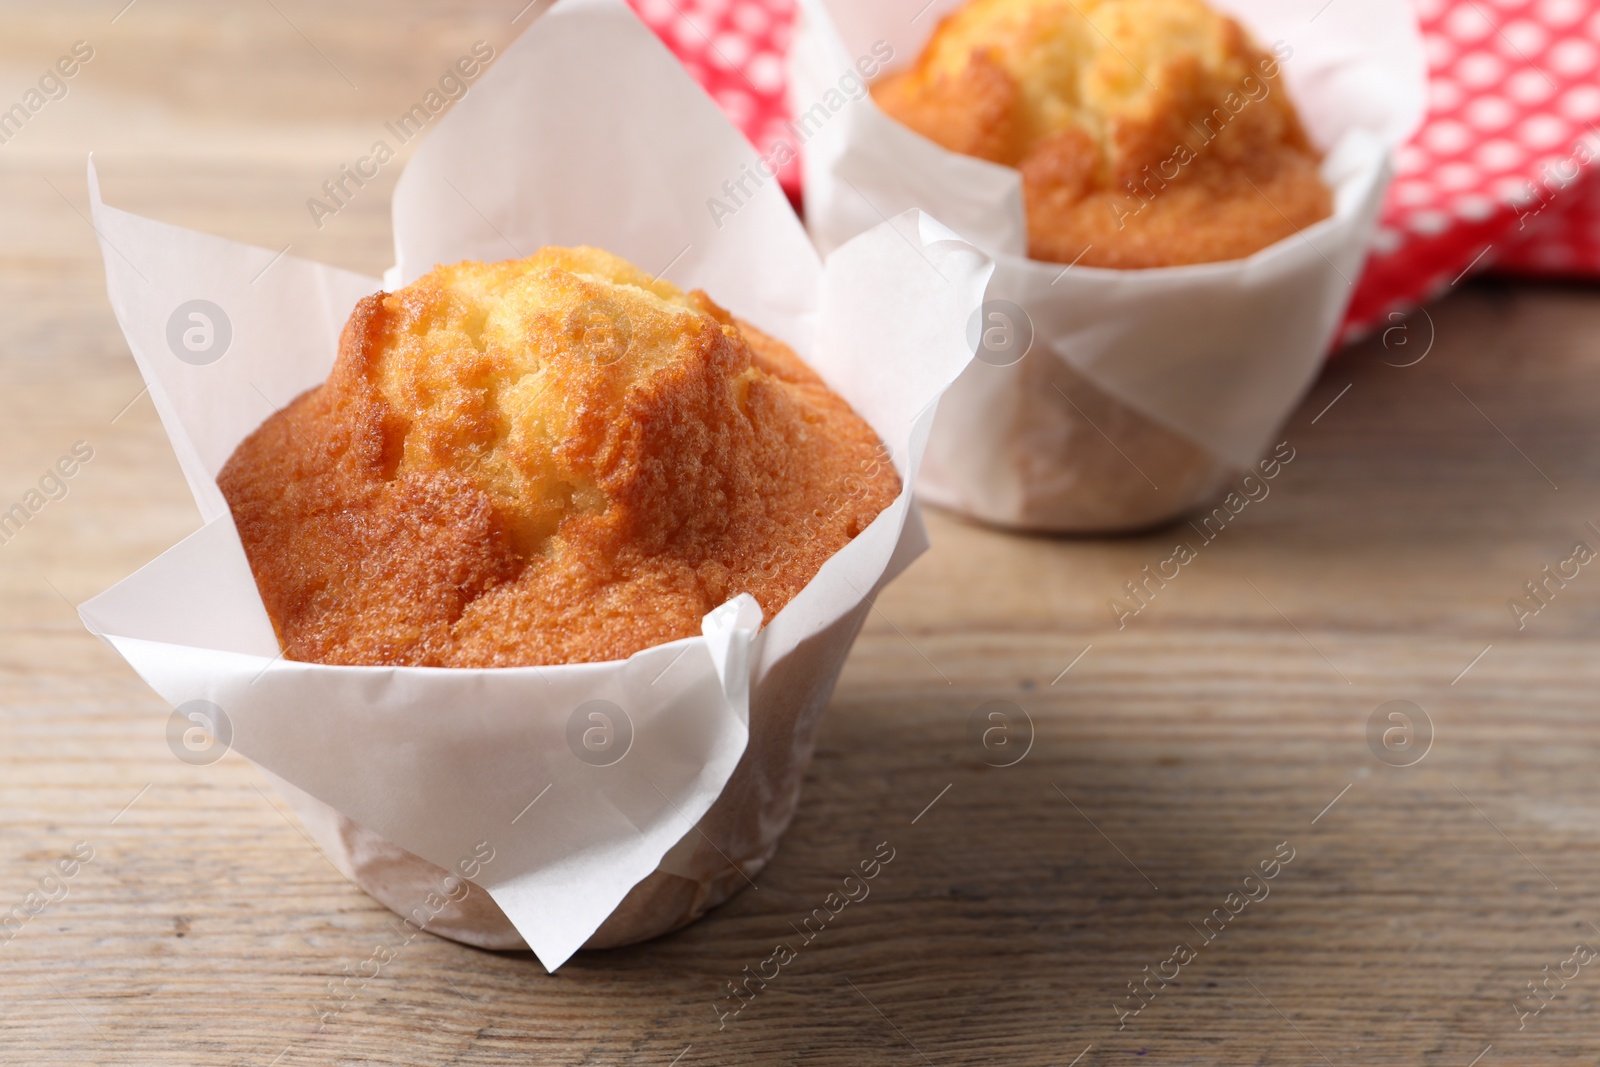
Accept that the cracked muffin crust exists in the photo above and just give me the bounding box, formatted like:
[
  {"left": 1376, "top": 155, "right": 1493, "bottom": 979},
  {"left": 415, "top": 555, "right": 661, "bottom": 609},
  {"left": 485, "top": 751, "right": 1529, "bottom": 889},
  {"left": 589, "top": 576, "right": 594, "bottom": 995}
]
[
  {"left": 872, "top": 0, "right": 1332, "bottom": 268},
  {"left": 219, "top": 247, "right": 898, "bottom": 668}
]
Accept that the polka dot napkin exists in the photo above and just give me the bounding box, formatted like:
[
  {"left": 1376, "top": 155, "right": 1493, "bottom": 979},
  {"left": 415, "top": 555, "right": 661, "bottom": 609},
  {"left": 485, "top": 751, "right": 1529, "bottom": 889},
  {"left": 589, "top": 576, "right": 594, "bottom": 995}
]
[
  {"left": 625, "top": 0, "right": 1600, "bottom": 345},
  {"left": 1345, "top": 0, "right": 1600, "bottom": 341}
]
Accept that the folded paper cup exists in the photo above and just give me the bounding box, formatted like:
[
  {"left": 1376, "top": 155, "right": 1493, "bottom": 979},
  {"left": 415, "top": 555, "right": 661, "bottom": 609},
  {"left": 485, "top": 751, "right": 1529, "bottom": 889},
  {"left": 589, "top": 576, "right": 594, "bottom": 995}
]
[
  {"left": 81, "top": 0, "right": 991, "bottom": 971},
  {"left": 791, "top": 0, "right": 1426, "bottom": 532}
]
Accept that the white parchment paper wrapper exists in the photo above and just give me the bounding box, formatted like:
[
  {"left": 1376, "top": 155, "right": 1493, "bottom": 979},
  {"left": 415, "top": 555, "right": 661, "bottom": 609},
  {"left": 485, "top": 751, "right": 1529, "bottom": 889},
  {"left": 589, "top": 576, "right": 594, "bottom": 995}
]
[
  {"left": 792, "top": 0, "right": 1426, "bottom": 531},
  {"left": 80, "top": 0, "right": 991, "bottom": 971}
]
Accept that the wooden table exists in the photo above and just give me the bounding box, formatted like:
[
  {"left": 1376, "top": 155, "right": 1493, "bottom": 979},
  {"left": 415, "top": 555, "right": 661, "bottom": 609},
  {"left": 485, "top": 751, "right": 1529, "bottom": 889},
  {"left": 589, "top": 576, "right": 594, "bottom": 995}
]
[{"left": 4, "top": 3, "right": 1599, "bottom": 1064}]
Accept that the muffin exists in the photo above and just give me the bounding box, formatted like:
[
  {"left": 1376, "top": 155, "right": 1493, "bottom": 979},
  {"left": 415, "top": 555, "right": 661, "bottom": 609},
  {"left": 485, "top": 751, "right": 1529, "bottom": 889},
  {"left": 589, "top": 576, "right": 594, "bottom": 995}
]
[
  {"left": 873, "top": 0, "right": 1332, "bottom": 268},
  {"left": 218, "top": 246, "right": 899, "bottom": 667}
]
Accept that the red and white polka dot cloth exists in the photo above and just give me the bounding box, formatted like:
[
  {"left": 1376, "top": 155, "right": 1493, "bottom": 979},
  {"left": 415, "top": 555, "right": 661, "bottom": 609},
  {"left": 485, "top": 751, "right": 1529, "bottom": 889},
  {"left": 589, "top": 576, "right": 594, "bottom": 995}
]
[
  {"left": 627, "top": 0, "right": 802, "bottom": 194},
  {"left": 1347, "top": 0, "right": 1600, "bottom": 340},
  {"left": 625, "top": 0, "right": 1600, "bottom": 346}
]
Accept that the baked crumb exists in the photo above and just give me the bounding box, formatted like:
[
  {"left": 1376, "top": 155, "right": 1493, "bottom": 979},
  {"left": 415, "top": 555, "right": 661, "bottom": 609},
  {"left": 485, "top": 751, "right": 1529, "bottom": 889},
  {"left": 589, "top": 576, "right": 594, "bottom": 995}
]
[
  {"left": 872, "top": 0, "right": 1333, "bottom": 267},
  {"left": 219, "top": 247, "right": 899, "bottom": 667}
]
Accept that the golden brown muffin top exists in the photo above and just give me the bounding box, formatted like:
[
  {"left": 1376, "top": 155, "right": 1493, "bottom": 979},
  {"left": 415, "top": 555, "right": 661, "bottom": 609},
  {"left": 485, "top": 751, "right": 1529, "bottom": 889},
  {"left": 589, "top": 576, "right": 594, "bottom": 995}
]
[
  {"left": 219, "top": 247, "right": 899, "bottom": 668},
  {"left": 873, "top": 0, "right": 1332, "bottom": 267}
]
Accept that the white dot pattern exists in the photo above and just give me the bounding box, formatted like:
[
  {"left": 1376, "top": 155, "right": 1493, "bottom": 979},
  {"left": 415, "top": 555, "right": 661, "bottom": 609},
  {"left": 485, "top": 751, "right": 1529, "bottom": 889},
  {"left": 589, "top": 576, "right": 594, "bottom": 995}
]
[
  {"left": 624, "top": 0, "right": 798, "bottom": 192},
  {"left": 1345, "top": 0, "right": 1600, "bottom": 332}
]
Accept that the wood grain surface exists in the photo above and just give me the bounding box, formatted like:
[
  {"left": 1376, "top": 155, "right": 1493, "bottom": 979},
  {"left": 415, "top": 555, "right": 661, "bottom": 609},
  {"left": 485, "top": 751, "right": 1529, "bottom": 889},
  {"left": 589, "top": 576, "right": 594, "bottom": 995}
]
[{"left": 3, "top": 2, "right": 1600, "bottom": 1064}]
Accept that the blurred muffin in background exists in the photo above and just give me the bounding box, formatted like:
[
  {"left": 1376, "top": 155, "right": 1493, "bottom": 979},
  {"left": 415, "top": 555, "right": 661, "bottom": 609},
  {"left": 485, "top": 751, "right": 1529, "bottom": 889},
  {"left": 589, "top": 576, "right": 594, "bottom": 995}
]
[{"left": 873, "top": 0, "right": 1332, "bottom": 268}]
